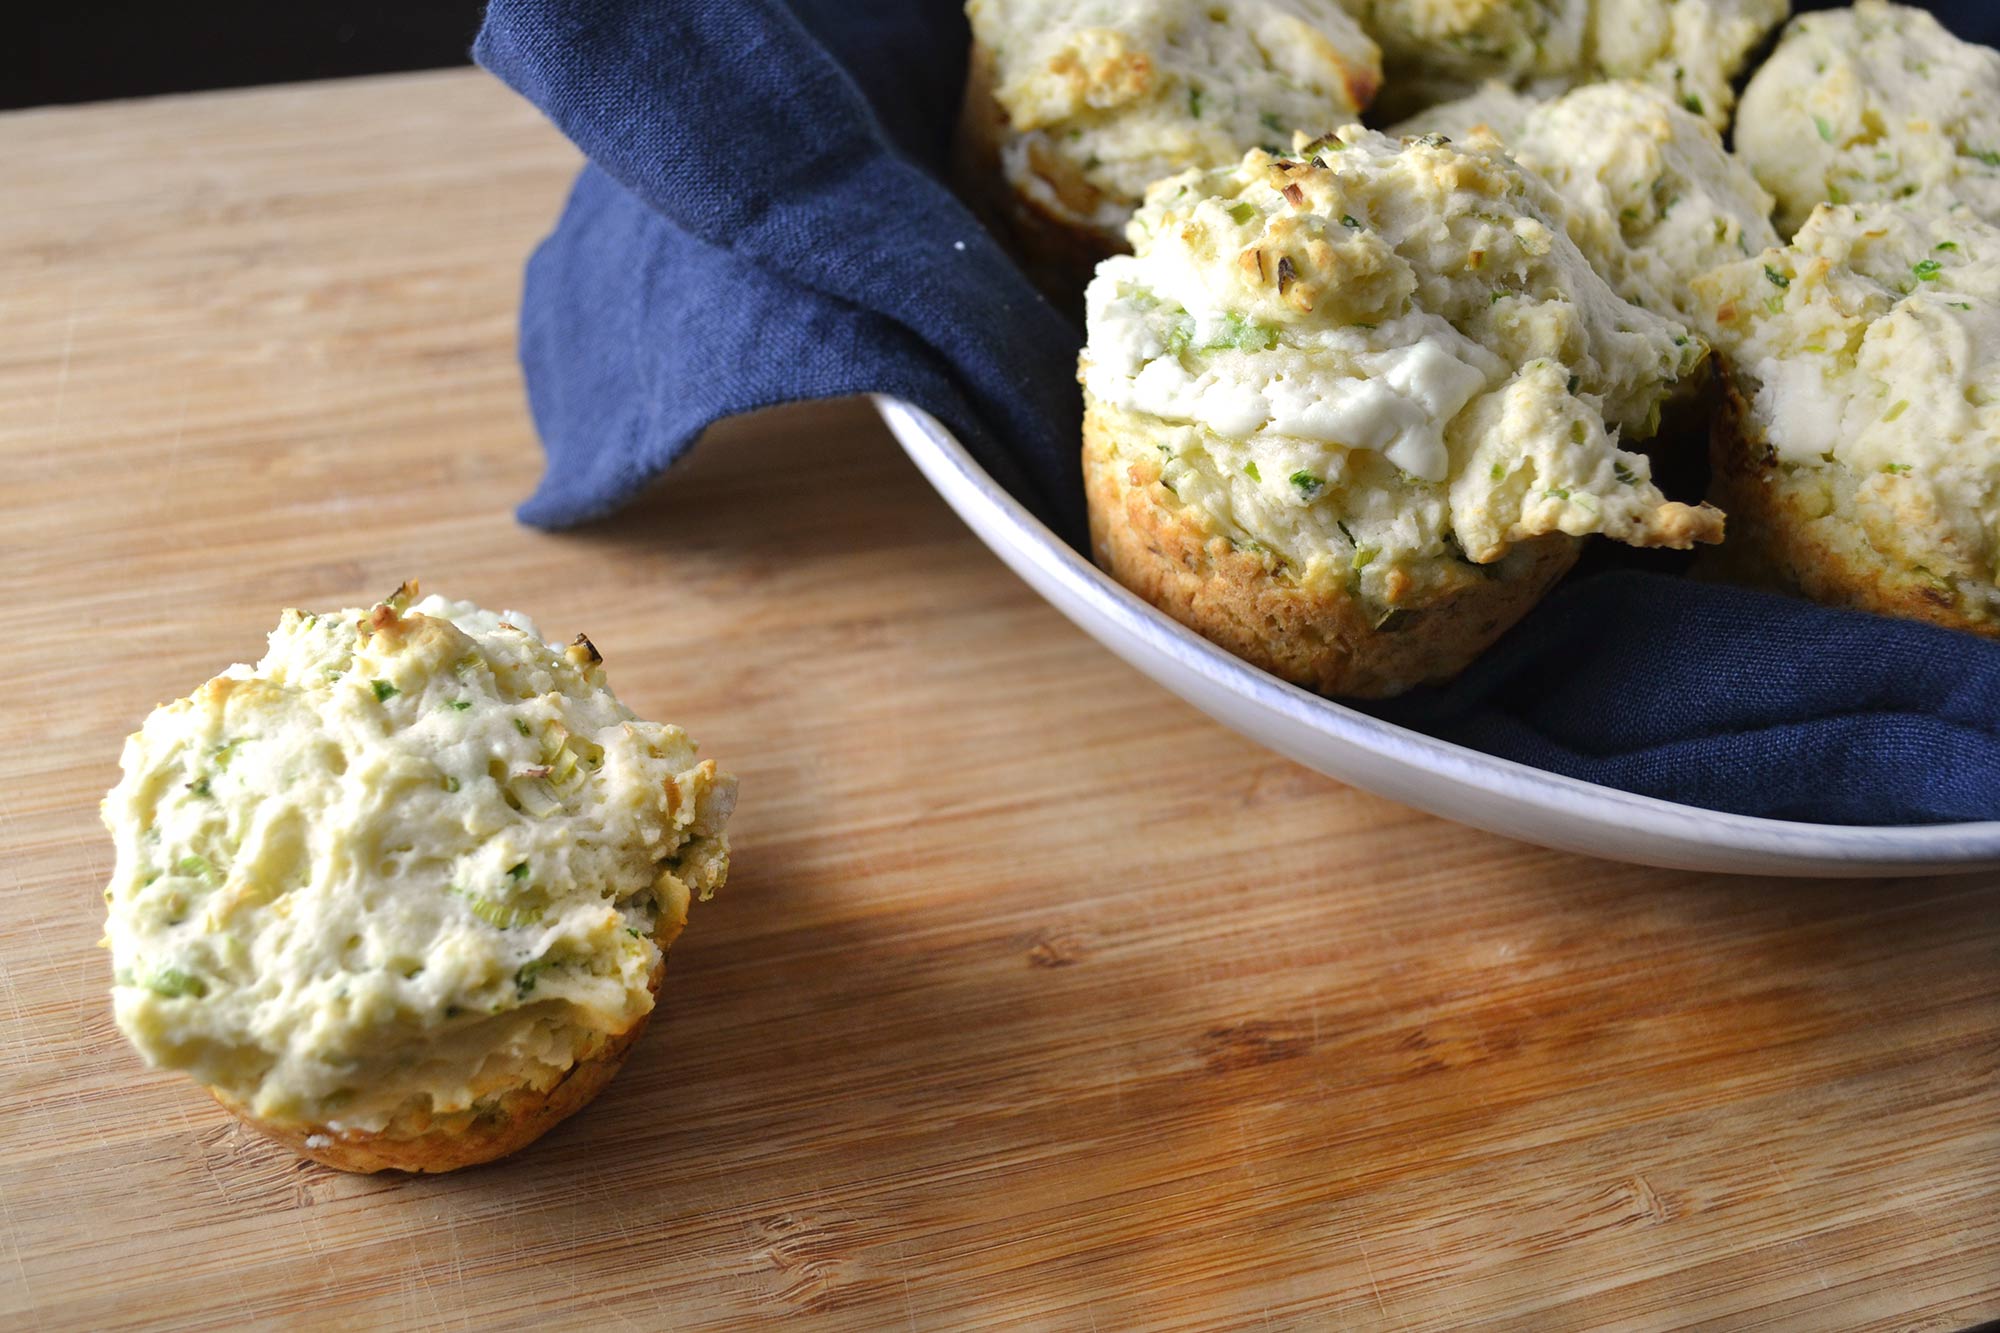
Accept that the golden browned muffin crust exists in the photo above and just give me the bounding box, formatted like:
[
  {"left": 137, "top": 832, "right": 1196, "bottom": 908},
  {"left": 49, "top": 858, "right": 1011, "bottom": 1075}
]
[
  {"left": 219, "top": 963, "right": 666, "bottom": 1174},
  {"left": 1085, "top": 401, "right": 1580, "bottom": 697}
]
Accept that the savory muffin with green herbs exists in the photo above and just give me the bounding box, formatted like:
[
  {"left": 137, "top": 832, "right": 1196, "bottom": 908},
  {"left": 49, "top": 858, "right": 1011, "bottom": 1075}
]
[
  {"left": 958, "top": 0, "right": 1382, "bottom": 286},
  {"left": 1081, "top": 129, "right": 1724, "bottom": 697},
  {"left": 1737, "top": 1, "right": 2000, "bottom": 236},
  {"left": 100, "top": 582, "right": 735, "bottom": 1172},
  {"left": 1696, "top": 203, "right": 2000, "bottom": 635}
]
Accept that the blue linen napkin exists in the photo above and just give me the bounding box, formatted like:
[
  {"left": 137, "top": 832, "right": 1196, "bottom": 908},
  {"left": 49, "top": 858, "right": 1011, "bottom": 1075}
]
[{"left": 476, "top": 0, "right": 2000, "bottom": 826}]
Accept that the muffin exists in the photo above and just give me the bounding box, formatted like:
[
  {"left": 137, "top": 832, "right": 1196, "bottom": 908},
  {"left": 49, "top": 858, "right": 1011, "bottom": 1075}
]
[
  {"left": 100, "top": 584, "right": 736, "bottom": 1172},
  {"left": 958, "top": 0, "right": 1381, "bottom": 291},
  {"left": 1737, "top": 1, "right": 2000, "bottom": 237},
  {"left": 1694, "top": 203, "right": 2000, "bottom": 635},
  {"left": 1081, "top": 129, "right": 1724, "bottom": 698},
  {"left": 1346, "top": 0, "right": 1788, "bottom": 130},
  {"left": 1396, "top": 81, "right": 1780, "bottom": 331}
]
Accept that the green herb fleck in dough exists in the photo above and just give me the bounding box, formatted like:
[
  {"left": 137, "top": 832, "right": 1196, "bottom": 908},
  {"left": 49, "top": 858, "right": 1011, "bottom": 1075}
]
[
  {"left": 144, "top": 968, "right": 208, "bottom": 999},
  {"left": 1202, "top": 313, "right": 1279, "bottom": 353},
  {"left": 515, "top": 957, "right": 556, "bottom": 997},
  {"left": 465, "top": 897, "right": 543, "bottom": 930}
]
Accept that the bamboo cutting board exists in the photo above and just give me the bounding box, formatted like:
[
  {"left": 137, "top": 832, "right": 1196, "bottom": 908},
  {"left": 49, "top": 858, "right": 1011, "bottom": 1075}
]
[{"left": 1, "top": 71, "right": 1997, "bottom": 1332}]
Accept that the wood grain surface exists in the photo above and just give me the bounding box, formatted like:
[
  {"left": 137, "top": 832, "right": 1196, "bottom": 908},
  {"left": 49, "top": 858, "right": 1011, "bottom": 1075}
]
[{"left": 2, "top": 71, "right": 1997, "bottom": 1332}]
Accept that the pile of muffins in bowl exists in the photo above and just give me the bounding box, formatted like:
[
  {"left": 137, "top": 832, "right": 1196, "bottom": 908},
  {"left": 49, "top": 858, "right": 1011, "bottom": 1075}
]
[{"left": 958, "top": 0, "right": 2000, "bottom": 698}]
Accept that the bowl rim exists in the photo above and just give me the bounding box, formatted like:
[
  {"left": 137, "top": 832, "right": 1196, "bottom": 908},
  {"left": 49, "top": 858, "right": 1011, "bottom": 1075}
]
[{"left": 874, "top": 395, "right": 2000, "bottom": 870}]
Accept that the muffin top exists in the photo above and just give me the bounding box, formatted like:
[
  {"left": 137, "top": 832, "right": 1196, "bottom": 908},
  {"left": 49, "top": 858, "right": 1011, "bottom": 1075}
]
[
  {"left": 1348, "top": 0, "right": 1787, "bottom": 130},
  {"left": 1082, "top": 129, "right": 1718, "bottom": 600},
  {"left": 100, "top": 587, "right": 734, "bottom": 1132},
  {"left": 1694, "top": 202, "right": 2000, "bottom": 614},
  {"left": 966, "top": 0, "right": 1381, "bottom": 233},
  {"left": 1398, "top": 82, "right": 1778, "bottom": 328},
  {"left": 1737, "top": 1, "right": 2000, "bottom": 236},
  {"left": 1505, "top": 82, "right": 1780, "bottom": 329}
]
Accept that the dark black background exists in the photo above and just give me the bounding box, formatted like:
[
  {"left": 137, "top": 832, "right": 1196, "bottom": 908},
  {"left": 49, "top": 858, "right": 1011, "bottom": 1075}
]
[
  {"left": 16, "top": 2, "right": 488, "bottom": 109},
  {"left": 13, "top": 1, "right": 1997, "bottom": 112}
]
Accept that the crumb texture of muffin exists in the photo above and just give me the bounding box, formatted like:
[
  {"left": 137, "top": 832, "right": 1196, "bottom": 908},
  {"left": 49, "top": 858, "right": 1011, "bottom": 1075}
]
[
  {"left": 1347, "top": 0, "right": 1787, "bottom": 129},
  {"left": 961, "top": 0, "right": 1382, "bottom": 253},
  {"left": 1737, "top": 1, "right": 2000, "bottom": 236},
  {"left": 100, "top": 585, "right": 736, "bottom": 1171},
  {"left": 1081, "top": 130, "right": 1723, "bottom": 696},
  {"left": 1695, "top": 204, "right": 2000, "bottom": 634}
]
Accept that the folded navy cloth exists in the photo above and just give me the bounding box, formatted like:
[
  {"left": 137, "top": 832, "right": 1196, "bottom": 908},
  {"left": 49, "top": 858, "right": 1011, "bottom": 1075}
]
[
  {"left": 479, "top": 0, "right": 1086, "bottom": 538},
  {"left": 477, "top": 0, "right": 2000, "bottom": 826},
  {"left": 1372, "top": 571, "right": 2000, "bottom": 825}
]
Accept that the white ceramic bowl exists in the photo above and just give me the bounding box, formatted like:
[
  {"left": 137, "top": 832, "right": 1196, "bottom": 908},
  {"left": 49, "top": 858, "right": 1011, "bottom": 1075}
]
[{"left": 875, "top": 397, "right": 2000, "bottom": 877}]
